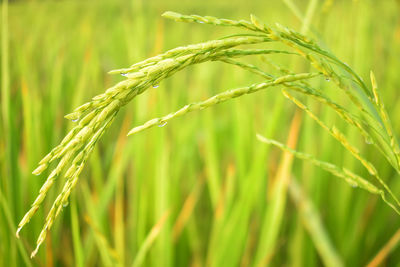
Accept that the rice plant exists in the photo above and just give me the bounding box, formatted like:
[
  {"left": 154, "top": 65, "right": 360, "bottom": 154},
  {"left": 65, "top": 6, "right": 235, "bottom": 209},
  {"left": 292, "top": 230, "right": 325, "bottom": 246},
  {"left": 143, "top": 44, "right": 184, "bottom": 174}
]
[{"left": 15, "top": 10, "right": 400, "bottom": 259}]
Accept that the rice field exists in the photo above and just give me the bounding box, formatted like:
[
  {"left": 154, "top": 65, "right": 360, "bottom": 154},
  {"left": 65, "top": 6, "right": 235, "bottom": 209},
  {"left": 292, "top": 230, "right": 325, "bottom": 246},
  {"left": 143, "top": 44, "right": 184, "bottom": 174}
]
[{"left": 1, "top": 0, "right": 400, "bottom": 266}]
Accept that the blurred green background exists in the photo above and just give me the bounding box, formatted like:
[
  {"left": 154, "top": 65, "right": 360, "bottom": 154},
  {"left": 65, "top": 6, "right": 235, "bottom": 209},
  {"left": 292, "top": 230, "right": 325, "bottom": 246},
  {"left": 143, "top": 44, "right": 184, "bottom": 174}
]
[{"left": 1, "top": 0, "right": 400, "bottom": 266}]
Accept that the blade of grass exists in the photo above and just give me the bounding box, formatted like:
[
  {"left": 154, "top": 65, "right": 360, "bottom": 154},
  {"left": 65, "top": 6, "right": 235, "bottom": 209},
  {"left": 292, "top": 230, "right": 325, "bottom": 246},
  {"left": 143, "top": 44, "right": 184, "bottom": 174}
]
[
  {"left": 81, "top": 181, "right": 119, "bottom": 266},
  {"left": 131, "top": 210, "right": 170, "bottom": 267},
  {"left": 253, "top": 110, "right": 303, "bottom": 266},
  {"left": 253, "top": 2, "right": 319, "bottom": 264},
  {"left": 70, "top": 196, "right": 84, "bottom": 267},
  {"left": 172, "top": 178, "right": 204, "bottom": 242},
  {"left": 366, "top": 227, "right": 400, "bottom": 267},
  {"left": 289, "top": 178, "right": 344, "bottom": 267},
  {"left": 0, "top": 189, "right": 33, "bottom": 267}
]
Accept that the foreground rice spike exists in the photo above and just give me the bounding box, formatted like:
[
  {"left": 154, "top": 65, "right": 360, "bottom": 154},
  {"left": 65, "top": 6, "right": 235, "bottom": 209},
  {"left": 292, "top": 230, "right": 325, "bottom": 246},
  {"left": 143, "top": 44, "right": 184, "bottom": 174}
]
[
  {"left": 127, "top": 73, "right": 319, "bottom": 136},
  {"left": 370, "top": 71, "right": 400, "bottom": 167},
  {"left": 17, "top": 11, "right": 400, "bottom": 257}
]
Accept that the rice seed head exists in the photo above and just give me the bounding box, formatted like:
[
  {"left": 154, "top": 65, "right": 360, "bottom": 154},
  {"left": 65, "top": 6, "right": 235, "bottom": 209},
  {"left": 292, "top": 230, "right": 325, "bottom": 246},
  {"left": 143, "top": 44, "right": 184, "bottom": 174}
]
[
  {"left": 32, "top": 164, "right": 47, "bottom": 176},
  {"left": 19, "top": 11, "right": 400, "bottom": 257},
  {"left": 250, "top": 14, "right": 266, "bottom": 31},
  {"left": 162, "top": 11, "right": 184, "bottom": 21},
  {"left": 64, "top": 112, "right": 80, "bottom": 121}
]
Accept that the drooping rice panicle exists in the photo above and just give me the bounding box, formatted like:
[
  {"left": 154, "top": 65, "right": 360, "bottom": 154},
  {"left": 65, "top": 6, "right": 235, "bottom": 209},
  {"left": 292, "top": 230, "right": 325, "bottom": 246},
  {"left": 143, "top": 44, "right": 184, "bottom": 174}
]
[
  {"left": 281, "top": 89, "right": 400, "bottom": 211},
  {"left": 262, "top": 59, "right": 399, "bottom": 171},
  {"left": 256, "top": 134, "right": 400, "bottom": 215},
  {"left": 29, "top": 112, "right": 117, "bottom": 258},
  {"left": 127, "top": 72, "right": 319, "bottom": 136},
  {"left": 108, "top": 36, "right": 272, "bottom": 74},
  {"left": 18, "top": 11, "right": 400, "bottom": 258},
  {"left": 370, "top": 71, "right": 400, "bottom": 169}
]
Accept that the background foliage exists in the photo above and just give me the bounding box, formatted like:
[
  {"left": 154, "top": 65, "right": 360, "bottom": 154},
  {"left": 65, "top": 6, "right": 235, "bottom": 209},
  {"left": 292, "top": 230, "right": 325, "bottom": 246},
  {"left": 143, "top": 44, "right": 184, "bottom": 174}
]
[{"left": 1, "top": 0, "right": 400, "bottom": 266}]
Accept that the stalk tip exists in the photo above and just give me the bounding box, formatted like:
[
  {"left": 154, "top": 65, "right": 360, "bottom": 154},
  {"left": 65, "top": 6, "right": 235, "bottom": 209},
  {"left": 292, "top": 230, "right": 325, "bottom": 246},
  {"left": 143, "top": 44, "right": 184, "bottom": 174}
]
[
  {"left": 16, "top": 227, "right": 21, "bottom": 238},
  {"left": 162, "top": 11, "right": 183, "bottom": 21},
  {"left": 31, "top": 248, "right": 39, "bottom": 258}
]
